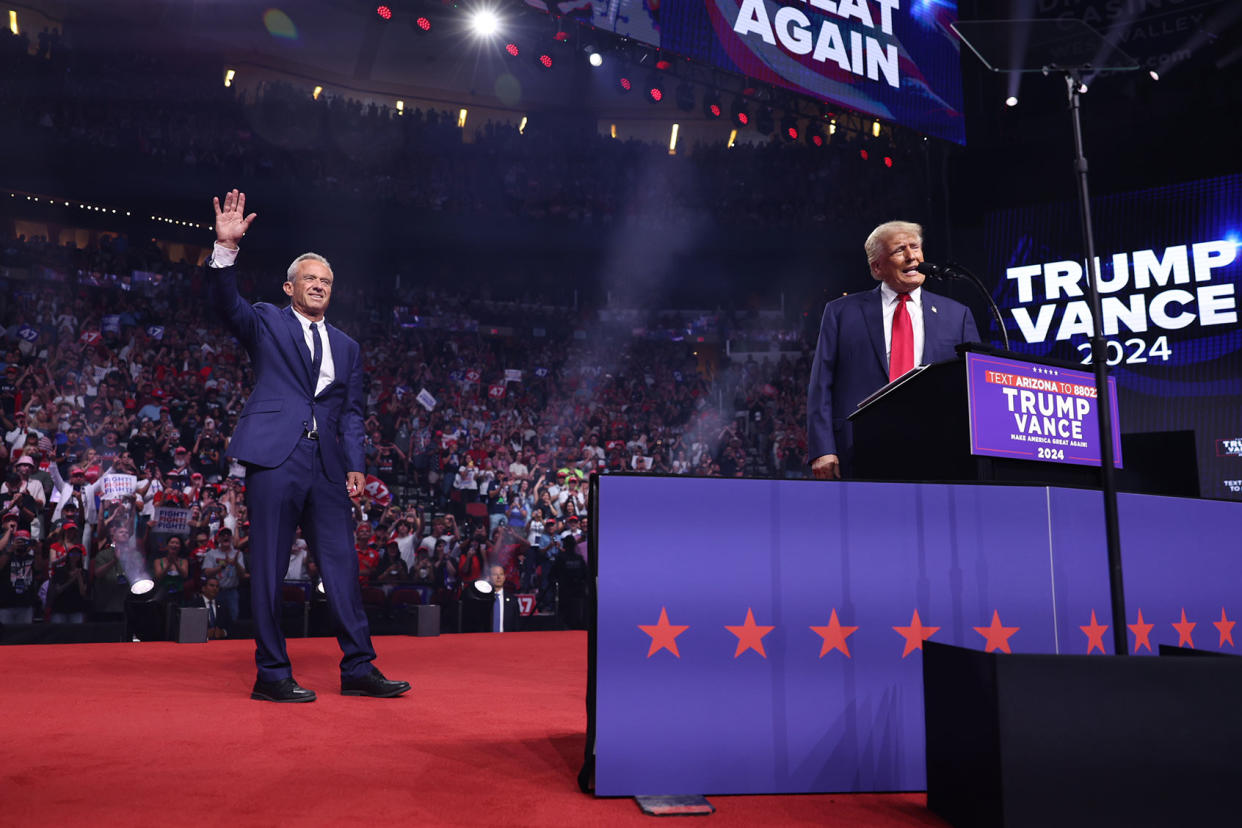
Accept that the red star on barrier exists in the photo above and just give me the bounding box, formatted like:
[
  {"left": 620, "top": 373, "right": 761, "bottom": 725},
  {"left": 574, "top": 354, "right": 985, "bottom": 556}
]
[
  {"left": 1080, "top": 609, "right": 1109, "bottom": 654},
  {"left": 973, "top": 610, "right": 1019, "bottom": 653},
  {"left": 1214, "top": 607, "right": 1235, "bottom": 648},
  {"left": 639, "top": 607, "right": 689, "bottom": 658},
  {"left": 725, "top": 608, "right": 775, "bottom": 658},
  {"left": 893, "top": 609, "right": 939, "bottom": 658},
  {"left": 1127, "top": 609, "right": 1154, "bottom": 653},
  {"left": 1172, "top": 608, "right": 1196, "bottom": 649},
  {"left": 810, "top": 608, "right": 858, "bottom": 658}
]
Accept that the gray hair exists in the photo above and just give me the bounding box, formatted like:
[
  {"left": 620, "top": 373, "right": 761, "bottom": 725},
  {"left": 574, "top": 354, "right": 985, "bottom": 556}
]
[
  {"left": 864, "top": 221, "right": 923, "bottom": 266},
  {"left": 285, "top": 252, "right": 333, "bottom": 284}
]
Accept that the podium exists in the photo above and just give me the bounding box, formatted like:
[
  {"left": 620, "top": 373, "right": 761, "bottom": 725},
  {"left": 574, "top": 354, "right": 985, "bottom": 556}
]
[{"left": 848, "top": 346, "right": 1196, "bottom": 495}]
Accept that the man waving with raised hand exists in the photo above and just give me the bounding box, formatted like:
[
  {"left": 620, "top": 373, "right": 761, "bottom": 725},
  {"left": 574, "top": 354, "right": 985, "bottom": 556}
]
[{"left": 210, "top": 189, "right": 409, "bottom": 702}]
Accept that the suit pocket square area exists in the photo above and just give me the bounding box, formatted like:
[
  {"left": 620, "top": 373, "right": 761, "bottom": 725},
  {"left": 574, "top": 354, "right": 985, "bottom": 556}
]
[{"left": 241, "top": 399, "right": 283, "bottom": 415}]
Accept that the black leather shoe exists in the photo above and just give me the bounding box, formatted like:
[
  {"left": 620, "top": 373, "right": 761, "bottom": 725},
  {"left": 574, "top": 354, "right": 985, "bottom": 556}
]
[
  {"left": 251, "top": 677, "right": 317, "bottom": 703},
  {"left": 341, "top": 667, "right": 410, "bottom": 698}
]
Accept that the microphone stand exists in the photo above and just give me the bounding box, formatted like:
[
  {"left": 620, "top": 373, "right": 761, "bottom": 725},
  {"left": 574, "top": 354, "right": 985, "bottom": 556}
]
[{"left": 927, "top": 263, "right": 1011, "bottom": 351}]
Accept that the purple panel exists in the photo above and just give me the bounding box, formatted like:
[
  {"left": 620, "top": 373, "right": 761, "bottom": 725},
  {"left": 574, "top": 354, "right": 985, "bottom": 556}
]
[
  {"left": 1047, "top": 488, "right": 1116, "bottom": 655},
  {"left": 1115, "top": 493, "right": 1242, "bottom": 655},
  {"left": 595, "top": 476, "right": 1057, "bottom": 795}
]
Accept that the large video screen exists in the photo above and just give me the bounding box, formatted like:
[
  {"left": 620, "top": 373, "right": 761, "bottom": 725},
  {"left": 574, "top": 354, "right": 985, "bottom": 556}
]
[
  {"left": 985, "top": 174, "right": 1242, "bottom": 500},
  {"left": 563, "top": 0, "right": 965, "bottom": 144}
]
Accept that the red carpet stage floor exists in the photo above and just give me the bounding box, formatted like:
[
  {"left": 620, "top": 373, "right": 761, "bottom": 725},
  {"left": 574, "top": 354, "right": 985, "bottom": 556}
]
[{"left": 1, "top": 631, "right": 945, "bottom": 827}]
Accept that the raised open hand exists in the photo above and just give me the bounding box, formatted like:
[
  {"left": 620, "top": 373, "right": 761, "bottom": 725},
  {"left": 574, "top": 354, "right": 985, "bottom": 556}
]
[{"left": 212, "top": 189, "right": 257, "bottom": 249}]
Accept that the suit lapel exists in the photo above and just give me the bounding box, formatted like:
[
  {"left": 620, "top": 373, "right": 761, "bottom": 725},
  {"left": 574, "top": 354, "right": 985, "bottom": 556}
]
[
  {"left": 863, "top": 286, "right": 888, "bottom": 373},
  {"left": 920, "top": 289, "right": 940, "bottom": 359},
  {"left": 282, "top": 307, "right": 314, "bottom": 391},
  {"left": 320, "top": 323, "right": 349, "bottom": 398}
]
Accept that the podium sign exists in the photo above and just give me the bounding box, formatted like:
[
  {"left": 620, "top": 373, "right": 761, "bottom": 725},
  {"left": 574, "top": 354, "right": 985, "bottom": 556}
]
[{"left": 966, "top": 352, "right": 1122, "bottom": 467}]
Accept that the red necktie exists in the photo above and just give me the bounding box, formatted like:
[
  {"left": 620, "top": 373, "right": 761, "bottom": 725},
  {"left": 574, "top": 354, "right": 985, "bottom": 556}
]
[{"left": 889, "top": 293, "right": 914, "bottom": 381}]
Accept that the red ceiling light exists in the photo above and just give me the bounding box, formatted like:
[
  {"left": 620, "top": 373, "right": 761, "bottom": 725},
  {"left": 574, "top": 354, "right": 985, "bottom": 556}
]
[
  {"left": 709, "top": 103, "right": 721, "bottom": 118},
  {"left": 860, "top": 149, "right": 869, "bottom": 160},
  {"left": 414, "top": 16, "right": 431, "bottom": 32},
  {"left": 619, "top": 76, "right": 632, "bottom": 92},
  {"left": 655, "top": 58, "right": 671, "bottom": 70},
  {"left": 505, "top": 42, "right": 519, "bottom": 57},
  {"left": 884, "top": 156, "right": 893, "bottom": 168},
  {"left": 811, "top": 134, "right": 824, "bottom": 147},
  {"left": 376, "top": 5, "right": 392, "bottom": 20},
  {"left": 554, "top": 31, "right": 569, "bottom": 42},
  {"left": 648, "top": 86, "right": 663, "bottom": 103},
  {"left": 538, "top": 53, "right": 553, "bottom": 69},
  {"left": 737, "top": 111, "right": 749, "bottom": 125}
]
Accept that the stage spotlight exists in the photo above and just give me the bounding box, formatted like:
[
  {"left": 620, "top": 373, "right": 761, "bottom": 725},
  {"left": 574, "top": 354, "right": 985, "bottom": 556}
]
[
  {"left": 1149, "top": 69, "right": 1159, "bottom": 81},
  {"left": 589, "top": 51, "right": 603, "bottom": 67},
  {"left": 780, "top": 114, "right": 798, "bottom": 141},
  {"left": 469, "top": 10, "right": 499, "bottom": 37},
  {"left": 130, "top": 578, "right": 155, "bottom": 596},
  {"left": 376, "top": 5, "right": 392, "bottom": 20},
  {"left": 646, "top": 75, "right": 664, "bottom": 103},
  {"left": 703, "top": 91, "right": 722, "bottom": 119},
  {"left": 754, "top": 106, "right": 774, "bottom": 135},
  {"left": 412, "top": 15, "right": 432, "bottom": 33},
  {"left": 731, "top": 98, "right": 750, "bottom": 127},
  {"left": 872, "top": 119, "right": 881, "bottom": 137},
  {"left": 472, "top": 578, "right": 494, "bottom": 595},
  {"left": 1005, "top": 96, "right": 1018, "bottom": 107},
  {"left": 675, "top": 82, "right": 695, "bottom": 111}
]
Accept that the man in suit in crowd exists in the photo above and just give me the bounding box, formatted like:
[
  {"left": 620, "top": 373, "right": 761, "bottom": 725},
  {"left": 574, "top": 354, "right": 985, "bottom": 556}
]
[
  {"left": 209, "top": 189, "right": 408, "bottom": 702},
  {"left": 808, "top": 220, "right": 979, "bottom": 479},
  {"left": 488, "top": 564, "right": 520, "bottom": 633},
  {"left": 197, "top": 576, "right": 232, "bottom": 640}
]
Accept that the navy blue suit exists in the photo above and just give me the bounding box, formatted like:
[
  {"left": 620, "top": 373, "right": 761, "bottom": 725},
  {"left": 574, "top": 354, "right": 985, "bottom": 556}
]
[
  {"left": 211, "top": 264, "right": 375, "bottom": 681},
  {"left": 808, "top": 285, "right": 979, "bottom": 475}
]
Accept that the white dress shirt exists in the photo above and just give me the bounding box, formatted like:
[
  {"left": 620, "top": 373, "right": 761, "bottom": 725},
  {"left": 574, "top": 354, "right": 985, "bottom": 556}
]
[
  {"left": 288, "top": 307, "right": 334, "bottom": 397},
  {"left": 879, "top": 283, "right": 925, "bottom": 369}
]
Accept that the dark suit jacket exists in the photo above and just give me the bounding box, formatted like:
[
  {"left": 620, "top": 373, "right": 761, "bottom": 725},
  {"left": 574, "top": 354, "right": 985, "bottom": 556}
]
[
  {"left": 196, "top": 594, "right": 233, "bottom": 634},
  {"left": 210, "top": 265, "right": 365, "bottom": 483},
  {"left": 494, "top": 590, "right": 521, "bottom": 633},
  {"left": 808, "top": 285, "right": 979, "bottom": 471}
]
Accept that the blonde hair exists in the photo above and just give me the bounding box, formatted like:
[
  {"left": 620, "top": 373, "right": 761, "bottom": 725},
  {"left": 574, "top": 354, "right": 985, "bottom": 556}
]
[{"left": 864, "top": 221, "right": 923, "bottom": 266}]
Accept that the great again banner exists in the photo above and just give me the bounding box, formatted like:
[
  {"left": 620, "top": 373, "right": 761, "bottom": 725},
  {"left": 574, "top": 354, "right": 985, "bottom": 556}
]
[{"left": 573, "top": 0, "right": 965, "bottom": 144}]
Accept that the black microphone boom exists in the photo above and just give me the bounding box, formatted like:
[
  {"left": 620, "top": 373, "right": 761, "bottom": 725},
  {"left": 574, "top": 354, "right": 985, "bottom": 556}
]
[
  {"left": 916, "top": 261, "right": 1010, "bottom": 350},
  {"left": 915, "top": 261, "right": 950, "bottom": 279}
]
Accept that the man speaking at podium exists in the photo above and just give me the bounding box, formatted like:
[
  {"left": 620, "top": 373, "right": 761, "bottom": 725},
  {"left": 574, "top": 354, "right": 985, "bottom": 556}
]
[
  {"left": 808, "top": 221, "right": 979, "bottom": 480},
  {"left": 209, "top": 189, "right": 409, "bottom": 702}
]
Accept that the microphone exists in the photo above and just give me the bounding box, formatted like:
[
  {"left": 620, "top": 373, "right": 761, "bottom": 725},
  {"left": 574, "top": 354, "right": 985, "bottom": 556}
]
[
  {"left": 916, "top": 261, "right": 955, "bottom": 279},
  {"left": 916, "top": 260, "right": 1011, "bottom": 350}
]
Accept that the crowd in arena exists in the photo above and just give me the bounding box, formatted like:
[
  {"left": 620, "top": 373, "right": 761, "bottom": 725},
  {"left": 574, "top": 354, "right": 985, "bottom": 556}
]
[
  {"left": 0, "top": 230, "right": 811, "bottom": 630},
  {"left": 0, "top": 16, "right": 895, "bottom": 635}
]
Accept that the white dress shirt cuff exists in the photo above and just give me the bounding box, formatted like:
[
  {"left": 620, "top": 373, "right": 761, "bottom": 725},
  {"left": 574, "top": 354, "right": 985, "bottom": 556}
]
[{"left": 210, "top": 243, "right": 239, "bottom": 268}]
